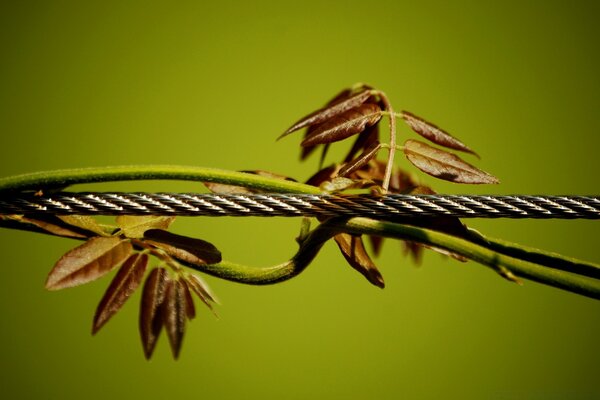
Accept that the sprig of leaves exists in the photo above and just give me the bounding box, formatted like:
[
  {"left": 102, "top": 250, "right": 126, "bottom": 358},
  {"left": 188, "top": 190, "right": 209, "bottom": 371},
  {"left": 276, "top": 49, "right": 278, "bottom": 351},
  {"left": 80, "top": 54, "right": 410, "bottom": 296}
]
[
  {"left": 279, "top": 84, "right": 500, "bottom": 287},
  {"left": 28, "top": 214, "right": 221, "bottom": 359},
  {"left": 279, "top": 84, "right": 498, "bottom": 187}
]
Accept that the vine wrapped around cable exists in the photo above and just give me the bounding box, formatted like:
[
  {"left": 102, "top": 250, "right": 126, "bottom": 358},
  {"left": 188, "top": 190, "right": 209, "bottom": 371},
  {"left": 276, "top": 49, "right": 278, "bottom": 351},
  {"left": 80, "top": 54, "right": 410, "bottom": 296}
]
[{"left": 0, "top": 84, "right": 597, "bottom": 360}]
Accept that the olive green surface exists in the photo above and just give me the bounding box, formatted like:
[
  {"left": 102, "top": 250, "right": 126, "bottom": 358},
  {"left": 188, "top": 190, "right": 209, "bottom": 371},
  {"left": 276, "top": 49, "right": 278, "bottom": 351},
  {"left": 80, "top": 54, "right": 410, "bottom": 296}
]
[{"left": 1, "top": 1, "right": 599, "bottom": 399}]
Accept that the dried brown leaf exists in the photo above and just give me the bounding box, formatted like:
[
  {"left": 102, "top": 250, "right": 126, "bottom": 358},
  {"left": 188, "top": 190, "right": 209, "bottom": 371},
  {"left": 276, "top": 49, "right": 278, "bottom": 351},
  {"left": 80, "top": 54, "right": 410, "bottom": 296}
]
[
  {"left": 92, "top": 253, "right": 148, "bottom": 335},
  {"left": 301, "top": 104, "right": 383, "bottom": 147},
  {"left": 140, "top": 267, "right": 168, "bottom": 359},
  {"left": 116, "top": 216, "right": 175, "bottom": 239},
  {"left": 401, "top": 111, "right": 479, "bottom": 157},
  {"left": 338, "top": 142, "right": 381, "bottom": 177},
  {"left": 163, "top": 279, "right": 187, "bottom": 359},
  {"left": 334, "top": 234, "right": 385, "bottom": 288},
  {"left": 144, "top": 229, "right": 222, "bottom": 266},
  {"left": 58, "top": 215, "right": 110, "bottom": 236},
  {"left": 279, "top": 89, "right": 372, "bottom": 139},
  {"left": 45, "top": 237, "right": 133, "bottom": 290},
  {"left": 403, "top": 139, "right": 499, "bottom": 184}
]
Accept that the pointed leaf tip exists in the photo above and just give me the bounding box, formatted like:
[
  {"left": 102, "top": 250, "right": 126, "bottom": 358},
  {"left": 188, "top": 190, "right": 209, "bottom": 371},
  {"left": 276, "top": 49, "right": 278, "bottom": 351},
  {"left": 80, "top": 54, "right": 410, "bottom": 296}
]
[
  {"left": 334, "top": 234, "right": 385, "bottom": 288},
  {"left": 401, "top": 111, "right": 479, "bottom": 158},
  {"left": 279, "top": 89, "right": 373, "bottom": 139},
  {"left": 403, "top": 139, "right": 499, "bottom": 184}
]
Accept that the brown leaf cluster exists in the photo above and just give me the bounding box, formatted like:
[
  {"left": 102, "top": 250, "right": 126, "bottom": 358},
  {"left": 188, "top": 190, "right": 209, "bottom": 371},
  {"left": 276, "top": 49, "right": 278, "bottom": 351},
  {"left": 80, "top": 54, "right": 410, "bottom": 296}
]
[
  {"left": 139, "top": 271, "right": 214, "bottom": 359},
  {"left": 280, "top": 84, "right": 498, "bottom": 185},
  {"left": 286, "top": 84, "right": 496, "bottom": 286},
  {"left": 38, "top": 214, "right": 220, "bottom": 359},
  {"left": 280, "top": 85, "right": 384, "bottom": 170}
]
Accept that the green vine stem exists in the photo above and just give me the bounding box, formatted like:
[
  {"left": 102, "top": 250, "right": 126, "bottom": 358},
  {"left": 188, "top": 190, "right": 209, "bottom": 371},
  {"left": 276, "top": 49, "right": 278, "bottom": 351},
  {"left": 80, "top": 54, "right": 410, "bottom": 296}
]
[
  {"left": 183, "top": 218, "right": 600, "bottom": 300},
  {"left": 0, "top": 165, "right": 599, "bottom": 300},
  {"left": 0, "top": 165, "right": 323, "bottom": 194}
]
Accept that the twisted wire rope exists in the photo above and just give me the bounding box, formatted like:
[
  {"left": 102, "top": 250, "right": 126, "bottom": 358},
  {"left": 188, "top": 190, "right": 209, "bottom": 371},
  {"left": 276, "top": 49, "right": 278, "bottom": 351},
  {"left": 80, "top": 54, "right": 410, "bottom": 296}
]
[{"left": 0, "top": 193, "right": 598, "bottom": 219}]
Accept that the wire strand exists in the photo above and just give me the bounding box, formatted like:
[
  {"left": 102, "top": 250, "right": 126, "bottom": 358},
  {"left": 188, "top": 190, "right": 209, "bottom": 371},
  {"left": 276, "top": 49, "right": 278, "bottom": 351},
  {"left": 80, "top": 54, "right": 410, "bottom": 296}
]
[{"left": 0, "top": 193, "right": 598, "bottom": 219}]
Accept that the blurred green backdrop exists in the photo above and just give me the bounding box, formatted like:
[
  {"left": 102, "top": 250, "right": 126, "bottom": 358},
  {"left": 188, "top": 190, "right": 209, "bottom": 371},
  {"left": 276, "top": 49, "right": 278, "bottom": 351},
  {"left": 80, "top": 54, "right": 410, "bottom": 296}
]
[{"left": 1, "top": 1, "right": 599, "bottom": 399}]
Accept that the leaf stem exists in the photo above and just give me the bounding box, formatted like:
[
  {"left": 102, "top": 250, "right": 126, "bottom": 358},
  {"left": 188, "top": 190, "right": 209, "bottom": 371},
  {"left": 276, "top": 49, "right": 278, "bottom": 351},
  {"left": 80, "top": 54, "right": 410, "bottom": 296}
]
[{"left": 377, "top": 92, "right": 397, "bottom": 192}]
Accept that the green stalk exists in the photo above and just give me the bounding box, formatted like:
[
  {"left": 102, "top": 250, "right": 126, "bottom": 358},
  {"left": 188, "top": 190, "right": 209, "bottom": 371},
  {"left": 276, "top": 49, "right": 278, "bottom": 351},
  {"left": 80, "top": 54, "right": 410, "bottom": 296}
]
[{"left": 0, "top": 165, "right": 322, "bottom": 194}]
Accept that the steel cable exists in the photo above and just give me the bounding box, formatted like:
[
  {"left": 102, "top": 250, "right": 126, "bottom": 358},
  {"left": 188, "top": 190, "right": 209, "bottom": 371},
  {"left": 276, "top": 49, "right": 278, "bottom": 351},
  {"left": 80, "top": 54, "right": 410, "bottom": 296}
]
[{"left": 0, "top": 193, "right": 598, "bottom": 219}]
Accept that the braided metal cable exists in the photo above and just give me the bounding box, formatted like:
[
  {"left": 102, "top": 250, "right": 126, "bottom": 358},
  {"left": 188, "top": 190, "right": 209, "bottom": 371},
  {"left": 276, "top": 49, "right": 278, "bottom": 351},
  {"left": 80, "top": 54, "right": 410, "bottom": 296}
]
[{"left": 0, "top": 193, "right": 598, "bottom": 219}]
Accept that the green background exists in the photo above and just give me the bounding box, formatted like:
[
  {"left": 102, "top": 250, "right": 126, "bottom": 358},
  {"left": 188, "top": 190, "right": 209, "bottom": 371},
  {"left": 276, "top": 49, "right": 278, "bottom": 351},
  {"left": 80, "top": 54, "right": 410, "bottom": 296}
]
[{"left": 1, "top": 1, "right": 599, "bottom": 399}]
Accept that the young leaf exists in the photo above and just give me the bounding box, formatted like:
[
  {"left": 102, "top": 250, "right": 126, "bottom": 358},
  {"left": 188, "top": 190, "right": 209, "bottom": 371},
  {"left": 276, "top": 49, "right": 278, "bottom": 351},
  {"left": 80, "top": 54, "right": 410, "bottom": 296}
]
[
  {"left": 401, "top": 111, "right": 479, "bottom": 157},
  {"left": 58, "top": 215, "right": 110, "bottom": 236},
  {"left": 343, "top": 123, "right": 379, "bottom": 163},
  {"left": 140, "top": 267, "right": 168, "bottom": 360},
  {"left": 163, "top": 278, "right": 187, "bottom": 359},
  {"left": 403, "top": 139, "right": 499, "bottom": 184},
  {"left": 92, "top": 253, "right": 148, "bottom": 335},
  {"left": 301, "top": 88, "right": 354, "bottom": 161},
  {"left": 180, "top": 276, "right": 196, "bottom": 320},
  {"left": 299, "top": 88, "right": 371, "bottom": 162},
  {"left": 279, "top": 89, "right": 373, "bottom": 139},
  {"left": 45, "top": 237, "right": 133, "bottom": 290},
  {"left": 185, "top": 273, "right": 218, "bottom": 310},
  {"left": 301, "top": 104, "right": 383, "bottom": 147},
  {"left": 144, "top": 229, "right": 222, "bottom": 266},
  {"left": 116, "top": 216, "right": 175, "bottom": 239},
  {"left": 334, "top": 234, "right": 385, "bottom": 288},
  {"left": 338, "top": 142, "right": 381, "bottom": 177}
]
